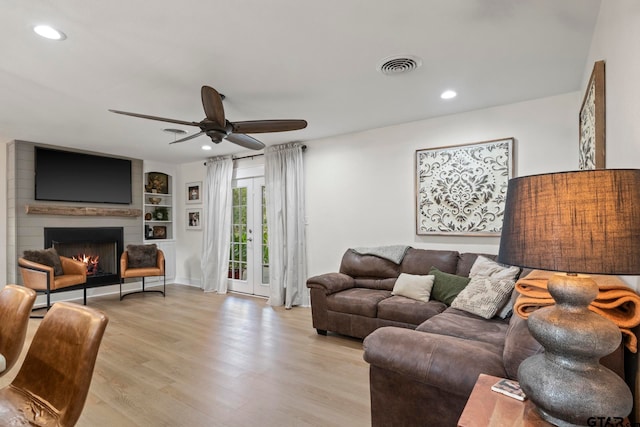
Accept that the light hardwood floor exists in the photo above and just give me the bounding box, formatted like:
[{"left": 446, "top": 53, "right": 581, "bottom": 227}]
[{"left": 1, "top": 285, "right": 371, "bottom": 427}]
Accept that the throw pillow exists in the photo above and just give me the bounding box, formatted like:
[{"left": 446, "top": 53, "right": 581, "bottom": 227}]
[
  {"left": 451, "top": 276, "right": 516, "bottom": 319},
  {"left": 23, "top": 248, "right": 64, "bottom": 276},
  {"left": 127, "top": 244, "right": 158, "bottom": 268},
  {"left": 429, "top": 267, "right": 471, "bottom": 306},
  {"left": 391, "top": 273, "right": 435, "bottom": 302},
  {"left": 469, "top": 255, "right": 520, "bottom": 280}
]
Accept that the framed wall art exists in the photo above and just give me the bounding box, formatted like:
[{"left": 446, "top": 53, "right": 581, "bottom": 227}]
[
  {"left": 186, "top": 208, "right": 202, "bottom": 230},
  {"left": 186, "top": 181, "right": 202, "bottom": 204},
  {"left": 579, "top": 60, "right": 605, "bottom": 170},
  {"left": 146, "top": 172, "right": 169, "bottom": 194},
  {"left": 415, "top": 138, "right": 513, "bottom": 236}
]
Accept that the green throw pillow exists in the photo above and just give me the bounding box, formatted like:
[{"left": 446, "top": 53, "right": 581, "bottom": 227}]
[{"left": 429, "top": 267, "right": 471, "bottom": 305}]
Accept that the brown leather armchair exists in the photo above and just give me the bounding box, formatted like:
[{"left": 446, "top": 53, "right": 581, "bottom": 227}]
[
  {"left": 0, "top": 285, "right": 36, "bottom": 376},
  {"left": 18, "top": 255, "right": 87, "bottom": 317},
  {"left": 120, "top": 248, "right": 166, "bottom": 300},
  {"left": 0, "top": 302, "right": 108, "bottom": 427}
]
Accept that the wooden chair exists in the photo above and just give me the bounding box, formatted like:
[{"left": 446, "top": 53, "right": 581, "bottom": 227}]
[
  {"left": 0, "top": 302, "right": 108, "bottom": 427},
  {"left": 18, "top": 255, "right": 87, "bottom": 317},
  {"left": 120, "top": 248, "right": 166, "bottom": 300},
  {"left": 0, "top": 285, "right": 36, "bottom": 376}
]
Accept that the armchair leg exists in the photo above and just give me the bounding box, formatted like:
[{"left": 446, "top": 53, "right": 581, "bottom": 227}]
[
  {"left": 120, "top": 276, "right": 166, "bottom": 300},
  {"left": 29, "top": 290, "right": 51, "bottom": 319}
]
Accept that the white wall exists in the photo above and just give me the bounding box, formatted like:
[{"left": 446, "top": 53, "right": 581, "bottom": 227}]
[
  {"left": 174, "top": 92, "right": 580, "bottom": 284},
  {"left": 305, "top": 93, "right": 579, "bottom": 276},
  {"left": 582, "top": 1, "right": 640, "bottom": 291}
]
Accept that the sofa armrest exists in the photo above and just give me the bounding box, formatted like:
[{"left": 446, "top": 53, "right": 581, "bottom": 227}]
[
  {"left": 306, "top": 273, "right": 355, "bottom": 295},
  {"left": 363, "top": 327, "right": 506, "bottom": 396}
]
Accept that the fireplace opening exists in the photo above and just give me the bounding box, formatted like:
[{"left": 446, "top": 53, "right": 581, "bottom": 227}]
[
  {"left": 54, "top": 241, "right": 116, "bottom": 278},
  {"left": 44, "top": 227, "right": 124, "bottom": 287}
]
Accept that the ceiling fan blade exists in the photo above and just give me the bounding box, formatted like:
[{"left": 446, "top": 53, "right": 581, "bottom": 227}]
[
  {"left": 231, "top": 119, "right": 308, "bottom": 134},
  {"left": 201, "top": 86, "right": 226, "bottom": 127},
  {"left": 225, "top": 133, "right": 265, "bottom": 150},
  {"left": 109, "top": 109, "right": 199, "bottom": 127},
  {"left": 169, "top": 131, "right": 205, "bottom": 145}
]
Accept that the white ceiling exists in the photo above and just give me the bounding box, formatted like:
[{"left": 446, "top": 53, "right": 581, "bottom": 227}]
[{"left": 0, "top": 0, "right": 601, "bottom": 164}]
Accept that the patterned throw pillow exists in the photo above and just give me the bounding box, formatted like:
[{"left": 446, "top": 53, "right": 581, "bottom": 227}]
[
  {"left": 23, "top": 248, "right": 64, "bottom": 276},
  {"left": 391, "top": 273, "right": 435, "bottom": 302},
  {"left": 127, "top": 244, "right": 158, "bottom": 268},
  {"left": 429, "top": 267, "right": 471, "bottom": 305},
  {"left": 469, "top": 255, "right": 520, "bottom": 280},
  {"left": 470, "top": 255, "right": 520, "bottom": 318},
  {"left": 451, "top": 276, "right": 516, "bottom": 319}
]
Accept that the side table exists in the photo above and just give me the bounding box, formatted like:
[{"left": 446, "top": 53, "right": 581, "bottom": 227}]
[{"left": 457, "top": 374, "right": 552, "bottom": 427}]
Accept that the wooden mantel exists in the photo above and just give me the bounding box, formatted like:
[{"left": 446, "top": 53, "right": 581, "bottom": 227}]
[{"left": 25, "top": 204, "right": 142, "bottom": 217}]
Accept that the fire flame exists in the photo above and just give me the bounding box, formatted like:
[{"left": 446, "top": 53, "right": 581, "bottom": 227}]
[{"left": 73, "top": 254, "right": 100, "bottom": 275}]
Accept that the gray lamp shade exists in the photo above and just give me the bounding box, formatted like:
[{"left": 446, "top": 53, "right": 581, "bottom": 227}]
[{"left": 498, "top": 169, "right": 640, "bottom": 275}]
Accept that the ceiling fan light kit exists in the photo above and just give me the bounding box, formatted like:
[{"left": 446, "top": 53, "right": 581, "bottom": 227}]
[{"left": 109, "top": 85, "right": 307, "bottom": 150}]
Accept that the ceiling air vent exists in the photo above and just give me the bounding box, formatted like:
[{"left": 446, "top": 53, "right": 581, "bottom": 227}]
[{"left": 377, "top": 55, "right": 422, "bottom": 75}]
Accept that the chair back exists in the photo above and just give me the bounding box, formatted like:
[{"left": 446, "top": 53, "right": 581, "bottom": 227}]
[
  {"left": 11, "top": 302, "right": 108, "bottom": 426},
  {"left": 0, "top": 285, "right": 36, "bottom": 375}
]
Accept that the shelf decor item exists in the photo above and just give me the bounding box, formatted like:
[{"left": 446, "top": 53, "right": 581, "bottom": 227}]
[
  {"left": 579, "top": 60, "right": 606, "bottom": 170},
  {"left": 498, "top": 169, "right": 640, "bottom": 426},
  {"left": 415, "top": 138, "right": 513, "bottom": 235},
  {"left": 186, "top": 181, "right": 202, "bottom": 204},
  {"left": 154, "top": 207, "right": 168, "bottom": 221},
  {"left": 146, "top": 172, "right": 169, "bottom": 194}
]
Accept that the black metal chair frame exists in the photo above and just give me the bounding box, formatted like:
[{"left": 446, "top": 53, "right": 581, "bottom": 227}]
[
  {"left": 119, "top": 258, "right": 166, "bottom": 300},
  {"left": 18, "top": 262, "right": 87, "bottom": 319}
]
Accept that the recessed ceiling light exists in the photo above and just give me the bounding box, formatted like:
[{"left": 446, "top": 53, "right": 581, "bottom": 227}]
[
  {"left": 201, "top": 145, "right": 212, "bottom": 151},
  {"left": 33, "top": 25, "right": 66, "bottom": 41},
  {"left": 441, "top": 90, "right": 457, "bottom": 100}
]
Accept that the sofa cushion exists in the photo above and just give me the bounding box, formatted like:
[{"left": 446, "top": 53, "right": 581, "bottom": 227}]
[
  {"left": 450, "top": 276, "right": 515, "bottom": 319},
  {"left": 327, "top": 288, "right": 391, "bottom": 318},
  {"left": 23, "top": 248, "right": 64, "bottom": 276},
  {"left": 378, "top": 296, "right": 446, "bottom": 325},
  {"left": 417, "top": 307, "right": 509, "bottom": 348},
  {"left": 127, "top": 244, "right": 158, "bottom": 268},
  {"left": 391, "top": 273, "right": 434, "bottom": 302},
  {"left": 339, "top": 249, "right": 400, "bottom": 279},
  {"left": 429, "top": 267, "right": 471, "bottom": 305},
  {"left": 469, "top": 255, "right": 520, "bottom": 280},
  {"left": 400, "top": 248, "right": 459, "bottom": 275}
]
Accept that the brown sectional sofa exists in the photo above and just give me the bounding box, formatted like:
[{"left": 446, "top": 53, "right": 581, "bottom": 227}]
[
  {"left": 306, "top": 247, "right": 627, "bottom": 426},
  {"left": 306, "top": 247, "right": 493, "bottom": 338}
]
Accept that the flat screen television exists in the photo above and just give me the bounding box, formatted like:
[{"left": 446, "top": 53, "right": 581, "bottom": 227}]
[{"left": 35, "top": 147, "right": 132, "bottom": 204}]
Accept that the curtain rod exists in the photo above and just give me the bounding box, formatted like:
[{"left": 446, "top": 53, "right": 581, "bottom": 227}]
[{"left": 204, "top": 144, "right": 307, "bottom": 165}]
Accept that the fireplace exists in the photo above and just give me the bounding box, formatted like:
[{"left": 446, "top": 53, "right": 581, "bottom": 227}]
[{"left": 44, "top": 227, "right": 124, "bottom": 287}]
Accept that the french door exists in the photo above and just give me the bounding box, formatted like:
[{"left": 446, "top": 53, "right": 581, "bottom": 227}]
[{"left": 228, "top": 177, "right": 269, "bottom": 297}]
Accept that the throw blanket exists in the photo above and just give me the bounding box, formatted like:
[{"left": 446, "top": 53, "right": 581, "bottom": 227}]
[
  {"left": 351, "top": 245, "right": 410, "bottom": 264},
  {"left": 514, "top": 270, "right": 640, "bottom": 352}
]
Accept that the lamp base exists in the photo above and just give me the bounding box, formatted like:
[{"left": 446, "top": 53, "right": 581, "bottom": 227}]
[{"left": 518, "top": 273, "right": 632, "bottom": 426}]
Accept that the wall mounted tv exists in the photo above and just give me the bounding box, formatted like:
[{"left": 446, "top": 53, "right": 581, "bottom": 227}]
[{"left": 35, "top": 147, "right": 132, "bottom": 204}]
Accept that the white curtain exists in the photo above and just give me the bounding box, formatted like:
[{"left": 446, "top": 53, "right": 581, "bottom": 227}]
[
  {"left": 201, "top": 156, "right": 233, "bottom": 293},
  {"left": 265, "top": 142, "right": 308, "bottom": 308}
]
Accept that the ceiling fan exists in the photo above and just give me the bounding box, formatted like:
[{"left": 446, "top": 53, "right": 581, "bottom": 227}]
[{"left": 109, "top": 85, "right": 307, "bottom": 150}]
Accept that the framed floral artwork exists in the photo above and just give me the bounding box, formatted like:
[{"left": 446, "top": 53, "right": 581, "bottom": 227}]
[
  {"left": 186, "top": 181, "right": 202, "bottom": 204},
  {"left": 186, "top": 208, "right": 202, "bottom": 230},
  {"left": 579, "top": 60, "right": 605, "bottom": 170},
  {"left": 415, "top": 138, "right": 513, "bottom": 235}
]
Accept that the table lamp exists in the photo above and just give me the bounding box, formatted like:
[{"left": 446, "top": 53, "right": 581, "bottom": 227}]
[{"left": 498, "top": 169, "right": 640, "bottom": 426}]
